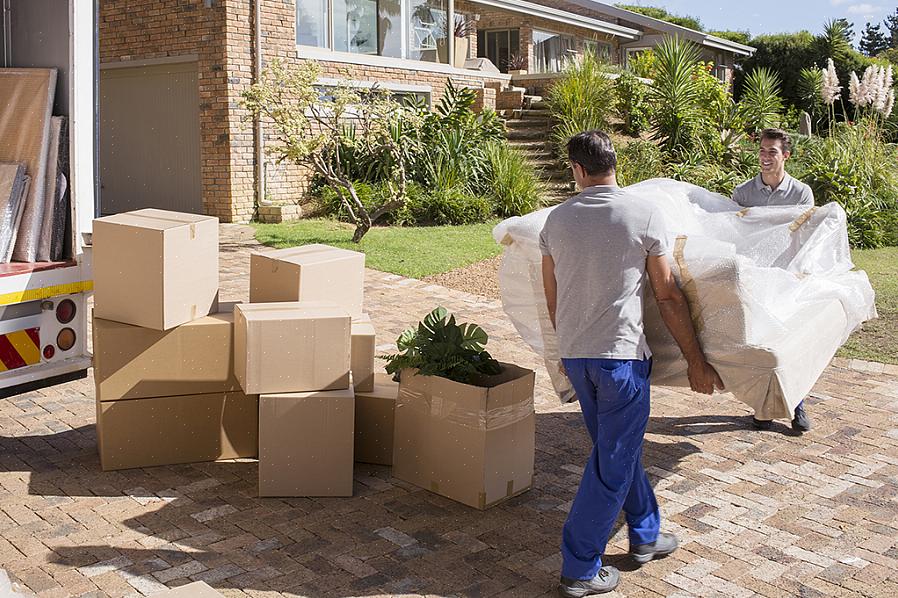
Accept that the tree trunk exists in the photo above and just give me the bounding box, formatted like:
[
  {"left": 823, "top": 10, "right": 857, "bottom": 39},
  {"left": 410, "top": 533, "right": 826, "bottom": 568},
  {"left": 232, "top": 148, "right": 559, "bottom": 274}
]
[{"left": 351, "top": 220, "right": 371, "bottom": 243}]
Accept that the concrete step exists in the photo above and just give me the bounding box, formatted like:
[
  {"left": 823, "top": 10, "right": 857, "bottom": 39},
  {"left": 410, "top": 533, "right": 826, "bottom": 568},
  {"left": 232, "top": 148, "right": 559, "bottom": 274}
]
[
  {"left": 507, "top": 139, "right": 552, "bottom": 151},
  {"left": 507, "top": 128, "right": 550, "bottom": 141},
  {"left": 520, "top": 109, "right": 551, "bottom": 119},
  {"left": 505, "top": 119, "right": 550, "bottom": 131}
]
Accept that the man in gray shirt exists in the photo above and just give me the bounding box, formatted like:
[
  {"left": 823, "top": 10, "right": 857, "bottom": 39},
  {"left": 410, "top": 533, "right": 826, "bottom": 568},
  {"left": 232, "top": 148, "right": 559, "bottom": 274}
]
[
  {"left": 541, "top": 131, "right": 723, "bottom": 597},
  {"left": 732, "top": 128, "right": 814, "bottom": 433}
]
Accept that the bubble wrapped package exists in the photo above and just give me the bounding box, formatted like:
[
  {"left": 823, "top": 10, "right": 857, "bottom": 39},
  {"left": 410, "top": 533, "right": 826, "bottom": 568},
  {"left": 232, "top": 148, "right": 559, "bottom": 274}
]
[{"left": 493, "top": 178, "right": 877, "bottom": 418}]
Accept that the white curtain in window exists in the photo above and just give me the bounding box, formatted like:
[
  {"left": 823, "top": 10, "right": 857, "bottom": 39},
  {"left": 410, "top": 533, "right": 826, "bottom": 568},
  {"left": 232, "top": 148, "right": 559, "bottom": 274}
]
[{"left": 533, "top": 30, "right": 575, "bottom": 73}]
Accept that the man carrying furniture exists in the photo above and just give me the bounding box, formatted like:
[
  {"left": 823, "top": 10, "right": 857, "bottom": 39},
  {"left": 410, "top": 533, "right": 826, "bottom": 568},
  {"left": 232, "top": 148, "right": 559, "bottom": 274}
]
[
  {"left": 732, "top": 128, "right": 814, "bottom": 433},
  {"left": 541, "top": 131, "right": 724, "bottom": 597}
]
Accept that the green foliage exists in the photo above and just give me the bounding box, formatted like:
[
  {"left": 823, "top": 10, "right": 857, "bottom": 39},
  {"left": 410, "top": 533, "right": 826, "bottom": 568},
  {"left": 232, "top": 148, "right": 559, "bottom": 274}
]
[
  {"left": 629, "top": 49, "right": 657, "bottom": 79},
  {"left": 860, "top": 22, "right": 890, "bottom": 57},
  {"left": 735, "top": 31, "right": 818, "bottom": 107},
  {"left": 616, "top": 140, "right": 664, "bottom": 187},
  {"left": 739, "top": 67, "right": 784, "bottom": 132},
  {"left": 791, "top": 121, "right": 898, "bottom": 248},
  {"left": 647, "top": 37, "right": 702, "bottom": 154},
  {"left": 880, "top": 47, "right": 898, "bottom": 65},
  {"left": 615, "top": 4, "right": 704, "bottom": 31},
  {"left": 615, "top": 70, "right": 651, "bottom": 135},
  {"left": 483, "top": 142, "right": 544, "bottom": 217},
  {"left": 420, "top": 188, "right": 494, "bottom": 225},
  {"left": 383, "top": 307, "right": 502, "bottom": 384},
  {"left": 796, "top": 67, "right": 826, "bottom": 123},
  {"left": 547, "top": 50, "right": 616, "bottom": 161},
  {"left": 709, "top": 30, "right": 751, "bottom": 46}
]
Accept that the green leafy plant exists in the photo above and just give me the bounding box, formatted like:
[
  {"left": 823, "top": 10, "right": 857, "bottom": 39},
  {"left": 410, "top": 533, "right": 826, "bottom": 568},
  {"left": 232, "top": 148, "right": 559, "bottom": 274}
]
[
  {"left": 615, "top": 140, "right": 664, "bottom": 187},
  {"left": 547, "top": 50, "right": 616, "bottom": 161},
  {"left": 483, "top": 142, "right": 544, "bottom": 217},
  {"left": 648, "top": 36, "right": 701, "bottom": 154},
  {"left": 384, "top": 307, "right": 503, "bottom": 384},
  {"left": 615, "top": 69, "right": 651, "bottom": 135},
  {"left": 739, "top": 67, "right": 784, "bottom": 132}
]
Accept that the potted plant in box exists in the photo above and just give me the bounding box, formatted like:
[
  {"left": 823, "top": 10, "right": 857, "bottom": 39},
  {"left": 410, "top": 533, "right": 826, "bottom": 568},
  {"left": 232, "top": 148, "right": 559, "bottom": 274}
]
[
  {"left": 384, "top": 307, "right": 536, "bottom": 510},
  {"left": 506, "top": 53, "right": 528, "bottom": 76}
]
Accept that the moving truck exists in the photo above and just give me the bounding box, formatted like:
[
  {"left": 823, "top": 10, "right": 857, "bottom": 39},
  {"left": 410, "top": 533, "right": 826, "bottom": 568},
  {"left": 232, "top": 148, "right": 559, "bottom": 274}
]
[{"left": 0, "top": 1, "right": 96, "bottom": 397}]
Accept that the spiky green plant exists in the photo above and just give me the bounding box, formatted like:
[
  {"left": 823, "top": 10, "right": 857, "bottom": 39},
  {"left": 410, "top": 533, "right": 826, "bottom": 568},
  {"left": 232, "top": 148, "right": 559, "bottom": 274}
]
[
  {"left": 739, "top": 67, "right": 784, "bottom": 132},
  {"left": 648, "top": 36, "right": 701, "bottom": 154},
  {"left": 547, "top": 50, "right": 616, "bottom": 161},
  {"left": 483, "top": 142, "right": 545, "bottom": 217}
]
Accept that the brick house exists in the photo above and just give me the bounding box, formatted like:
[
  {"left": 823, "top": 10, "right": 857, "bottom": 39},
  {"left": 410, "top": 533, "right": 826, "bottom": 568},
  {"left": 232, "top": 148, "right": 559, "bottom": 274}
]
[{"left": 98, "top": 0, "right": 753, "bottom": 223}]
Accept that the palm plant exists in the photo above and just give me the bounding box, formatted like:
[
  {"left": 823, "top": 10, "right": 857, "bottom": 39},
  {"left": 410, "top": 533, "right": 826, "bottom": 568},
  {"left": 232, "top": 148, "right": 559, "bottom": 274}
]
[
  {"left": 797, "top": 67, "right": 825, "bottom": 124},
  {"left": 648, "top": 36, "right": 701, "bottom": 154},
  {"left": 739, "top": 67, "right": 784, "bottom": 132}
]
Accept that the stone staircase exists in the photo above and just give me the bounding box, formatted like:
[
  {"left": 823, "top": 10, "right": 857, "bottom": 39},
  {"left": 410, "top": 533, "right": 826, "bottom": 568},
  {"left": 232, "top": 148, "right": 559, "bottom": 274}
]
[{"left": 503, "top": 97, "right": 574, "bottom": 205}]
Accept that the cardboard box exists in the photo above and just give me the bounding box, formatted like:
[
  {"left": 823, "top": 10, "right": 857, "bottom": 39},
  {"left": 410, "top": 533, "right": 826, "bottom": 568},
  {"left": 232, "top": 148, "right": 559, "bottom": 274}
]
[
  {"left": 96, "top": 391, "right": 258, "bottom": 471},
  {"left": 259, "top": 386, "right": 355, "bottom": 497},
  {"left": 93, "top": 303, "right": 240, "bottom": 402},
  {"left": 234, "top": 301, "right": 351, "bottom": 395},
  {"left": 354, "top": 373, "right": 399, "bottom": 465},
  {"left": 249, "top": 244, "right": 365, "bottom": 317},
  {"left": 93, "top": 208, "right": 219, "bottom": 331},
  {"left": 151, "top": 581, "right": 225, "bottom": 597},
  {"left": 351, "top": 314, "right": 376, "bottom": 393},
  {"left": 392, "top": 364, "right": 535, "bottom": 509}
]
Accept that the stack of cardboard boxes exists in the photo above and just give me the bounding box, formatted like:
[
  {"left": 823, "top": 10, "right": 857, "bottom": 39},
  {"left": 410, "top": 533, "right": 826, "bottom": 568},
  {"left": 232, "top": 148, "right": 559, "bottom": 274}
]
[{"left": 92, "top": 209, "right": 400, "bottom": 498}]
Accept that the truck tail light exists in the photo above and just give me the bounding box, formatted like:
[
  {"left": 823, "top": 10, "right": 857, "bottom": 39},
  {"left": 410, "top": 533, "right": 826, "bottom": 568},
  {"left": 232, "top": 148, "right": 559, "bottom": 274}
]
[
  {"left": 57, "top": 328, "right": 76, "bottom": 352},
  {"left": 56, "top": 299, "right": 76, "bottom": 324},
  {"left": 43, "top": 345, "right": 55, "bottom": 360}
]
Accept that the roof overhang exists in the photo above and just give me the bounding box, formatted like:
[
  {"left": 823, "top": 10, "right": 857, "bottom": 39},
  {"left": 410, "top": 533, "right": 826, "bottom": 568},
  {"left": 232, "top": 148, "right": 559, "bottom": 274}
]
[
  {"left": 557, "top": 0, "right": 755, "bottom": 56},
  {"left": 468, "top": 0, "right": 641, "bottom": 40}
]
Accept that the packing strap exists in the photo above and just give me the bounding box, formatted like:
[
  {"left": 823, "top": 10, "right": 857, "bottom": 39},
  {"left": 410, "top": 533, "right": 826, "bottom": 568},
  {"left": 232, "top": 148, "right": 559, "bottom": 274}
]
[
  {"left": 736, "top": 208, "right": 750, "bottom": 218},
  {"left": 789, "top": 207, "right": 818, "bottom": 232},
  {"left": 672, "top": 235, "right": 705, "bottom": 335}
]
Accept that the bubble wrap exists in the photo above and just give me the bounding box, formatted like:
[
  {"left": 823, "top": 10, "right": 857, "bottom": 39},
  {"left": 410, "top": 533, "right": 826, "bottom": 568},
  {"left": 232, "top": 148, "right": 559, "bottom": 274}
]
[{"left": 493, "top": 178, "right": 878, "bottom": 417}]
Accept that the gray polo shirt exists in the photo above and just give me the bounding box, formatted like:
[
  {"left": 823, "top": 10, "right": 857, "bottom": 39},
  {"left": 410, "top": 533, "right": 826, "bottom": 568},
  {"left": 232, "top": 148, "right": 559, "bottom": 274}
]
[
  {"left": 732, "top": 173, "right": 814, "bottom": 207},
  {"left": 538, "top": 185, "right": 669, "bottom": 360}
]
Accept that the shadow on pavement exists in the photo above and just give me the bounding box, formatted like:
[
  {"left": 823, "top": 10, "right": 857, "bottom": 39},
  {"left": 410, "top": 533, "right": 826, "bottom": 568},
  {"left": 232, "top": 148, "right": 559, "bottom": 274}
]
[{"left": 4, "top": 412, "right": 701, "bottom": 597}]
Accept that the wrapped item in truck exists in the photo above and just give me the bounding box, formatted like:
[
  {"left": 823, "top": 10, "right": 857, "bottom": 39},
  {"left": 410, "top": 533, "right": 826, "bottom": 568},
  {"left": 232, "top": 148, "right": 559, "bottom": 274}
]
[{"left": 493, "top": 178, "right": 877, "bottom": 417}]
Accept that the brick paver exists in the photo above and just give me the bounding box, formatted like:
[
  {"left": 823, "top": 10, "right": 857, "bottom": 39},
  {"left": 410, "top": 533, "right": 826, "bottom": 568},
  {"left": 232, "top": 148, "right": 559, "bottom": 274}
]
[{"left": 2, "top": 224, "right": 897, "bottom": 597}]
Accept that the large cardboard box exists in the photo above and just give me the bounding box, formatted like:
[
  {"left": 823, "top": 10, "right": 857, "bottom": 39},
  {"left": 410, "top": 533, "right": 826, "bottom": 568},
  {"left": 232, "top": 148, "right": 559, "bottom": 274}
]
[
  {"left": 96, "top": 391, "right": 258, "bottom": 471},
  {"left": 392, "top": 364, "right": 535, "bottom": 509},
  {"left": 351, "top": 314, "right": 376, "bottom": 393},
  {"left": 93, "top": 209, "right": 219, "bottom": 331},
  {"left": 354, "top": 373, "right": 399, "bottom": 466},
  {"left": 151, "top": 581, "right": 225, "bottom": 597},
  {"left": 234, "top": 302, "right": 351, "bottom": 394},
  {"left": 259, "top": 386, "right": 355, "bottom": 497},
  {"left": 93, "top": 303, "right": 240, "bottom": 402},
  {"left": 249, "top": 244, "right": 365, "bottom": 317}
]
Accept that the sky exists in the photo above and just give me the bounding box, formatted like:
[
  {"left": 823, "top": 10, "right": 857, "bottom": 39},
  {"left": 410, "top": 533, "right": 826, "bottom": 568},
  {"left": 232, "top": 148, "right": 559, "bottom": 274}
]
[{"left": 621, "top": 0, "right": 897, "bottom": 37}]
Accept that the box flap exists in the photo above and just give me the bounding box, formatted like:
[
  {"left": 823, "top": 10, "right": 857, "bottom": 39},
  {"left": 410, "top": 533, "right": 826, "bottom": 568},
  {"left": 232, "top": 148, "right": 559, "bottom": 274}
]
[
  {"left": 356, "top": 374, "right": 399, "bottom": 400},
  {"left": 257, "top": 243, "right": 364, "bottom": 266},
  {"left": 236, "top": 301, "right": 349, "bottom": 321},
  {"left": 95, "top": 208, "right": 218, "bottom": 231},
  {"left": 351, "top": 320, "right": 376, "bottom": 337}
]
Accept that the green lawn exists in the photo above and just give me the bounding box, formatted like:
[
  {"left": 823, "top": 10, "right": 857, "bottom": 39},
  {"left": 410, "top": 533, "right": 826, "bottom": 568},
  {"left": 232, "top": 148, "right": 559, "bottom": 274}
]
[
  {"left": 254, "top": 219, "right": 502, "bottom": 279},
  {"left": 838, "top": 247, "right": 898, "bottom": 365}
]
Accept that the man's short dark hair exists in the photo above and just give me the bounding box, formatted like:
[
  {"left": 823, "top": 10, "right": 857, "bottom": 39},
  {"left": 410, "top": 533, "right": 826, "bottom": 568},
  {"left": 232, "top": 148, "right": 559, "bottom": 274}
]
[
  {"left": 567, "top": 130, "right": 617, "bottom": 176},
  {"left": 760, "top": 128, "right": 792, "bottom": 154}
]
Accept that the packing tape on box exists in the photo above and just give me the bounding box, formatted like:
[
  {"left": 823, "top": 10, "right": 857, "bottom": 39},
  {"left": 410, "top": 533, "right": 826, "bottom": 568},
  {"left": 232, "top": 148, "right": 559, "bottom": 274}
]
[
  {"left": 400, "top": 385, "right": 533, "bottom": 431},
  {"left": 672, "top": 235, "right": 705, "bottom": 334},
  {"left": 789, "top": 207, "right": 818, "bottom": 232}
]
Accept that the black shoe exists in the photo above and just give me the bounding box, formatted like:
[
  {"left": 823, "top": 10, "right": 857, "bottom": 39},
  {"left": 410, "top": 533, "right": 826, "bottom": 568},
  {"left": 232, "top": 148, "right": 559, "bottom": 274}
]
[
  {"left": 557, "top": 567, "right": 620, "bottom": 597},
  {"left": 752, "top": 417, "right": 772, "bottom": 430},
  {"left": 792, "top": 403, "right": 812, "bottom": 432},
  {"left": 630, "top": 532, "right": 679, "bottom": 565}
]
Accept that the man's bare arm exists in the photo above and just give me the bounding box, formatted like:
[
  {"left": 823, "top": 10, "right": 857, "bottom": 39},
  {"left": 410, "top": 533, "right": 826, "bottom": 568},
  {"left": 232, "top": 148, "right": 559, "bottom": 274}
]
[
  {"left": 646, "top": 254, "right": 724, "bottom": 395},
  {"left": 542, "top": 255, "right": 558, "bottom": 330}
]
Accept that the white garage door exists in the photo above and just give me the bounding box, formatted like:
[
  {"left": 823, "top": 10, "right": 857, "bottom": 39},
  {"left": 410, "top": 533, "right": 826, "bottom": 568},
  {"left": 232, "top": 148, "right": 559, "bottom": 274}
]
[{"left": 100, "top": 60, "right": 202, "bottom": 215}]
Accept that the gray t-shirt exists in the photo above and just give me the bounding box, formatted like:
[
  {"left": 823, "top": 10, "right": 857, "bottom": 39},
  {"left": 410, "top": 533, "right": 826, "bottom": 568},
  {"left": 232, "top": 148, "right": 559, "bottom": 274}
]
[
  {"left": 539, "top": 185, "right": 669, "bottom": 360},
  {"left": 732, "top": 173, "right": 814, "bottom": 207}
]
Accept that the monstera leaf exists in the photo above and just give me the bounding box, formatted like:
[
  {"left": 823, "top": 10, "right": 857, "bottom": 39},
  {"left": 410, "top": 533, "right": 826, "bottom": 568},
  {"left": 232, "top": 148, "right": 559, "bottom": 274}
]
[{"left": 384, "top": 307, "right": 502, "bottom": 384}]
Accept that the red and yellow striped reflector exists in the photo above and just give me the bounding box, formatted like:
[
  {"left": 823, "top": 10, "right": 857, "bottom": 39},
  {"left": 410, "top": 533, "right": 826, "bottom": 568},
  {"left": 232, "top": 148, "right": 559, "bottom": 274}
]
[{"left": 0, "top": 328, "right": 41, "bottom": 372}]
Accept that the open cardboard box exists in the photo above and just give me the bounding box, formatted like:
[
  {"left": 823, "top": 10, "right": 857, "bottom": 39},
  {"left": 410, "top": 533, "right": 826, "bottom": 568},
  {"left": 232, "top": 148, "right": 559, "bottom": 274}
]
[{"left": 392, "top": 363, "right": 535, "bottom": 509}]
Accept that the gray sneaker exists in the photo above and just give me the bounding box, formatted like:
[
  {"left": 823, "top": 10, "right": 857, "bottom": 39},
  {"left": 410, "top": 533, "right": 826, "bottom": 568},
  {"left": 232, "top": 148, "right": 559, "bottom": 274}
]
[
  {"left": 630, "top": 532, "right": 679, "bottom": 565},
  {"left": 792, "top": 403, "right": 812, "bottom": 432},
  {"left": 557, "top": 567, "right": 620, "bottom": 597}
]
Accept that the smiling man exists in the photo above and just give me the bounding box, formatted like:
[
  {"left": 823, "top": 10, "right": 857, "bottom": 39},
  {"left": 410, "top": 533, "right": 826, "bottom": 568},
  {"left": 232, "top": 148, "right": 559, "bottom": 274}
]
[{"left": 732, "top": 128, "right": 814, "bottom": 433}]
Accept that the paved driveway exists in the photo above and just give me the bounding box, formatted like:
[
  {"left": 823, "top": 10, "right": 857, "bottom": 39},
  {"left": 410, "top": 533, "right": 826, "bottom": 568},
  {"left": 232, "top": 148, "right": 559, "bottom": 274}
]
[{"left": 1, "top": 225, "right": 897, "bottom": 597}]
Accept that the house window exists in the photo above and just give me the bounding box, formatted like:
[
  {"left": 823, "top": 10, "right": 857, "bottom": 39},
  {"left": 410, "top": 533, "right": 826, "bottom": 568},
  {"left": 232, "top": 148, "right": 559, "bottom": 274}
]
[
  {"left": 583, "top": 39, "right": 613, "bottom": 62},
  {"left": 532, "top": 30, "right": 576, "bottom": 74},
  {"left": 476, "top": 29, "right": 520, "bottom": 73},
  {"left": 297, "top": 0, "right": 328, "bottom": 48},
  {"left": 296, "top": 0, "right": 448, "bottom": 63}
]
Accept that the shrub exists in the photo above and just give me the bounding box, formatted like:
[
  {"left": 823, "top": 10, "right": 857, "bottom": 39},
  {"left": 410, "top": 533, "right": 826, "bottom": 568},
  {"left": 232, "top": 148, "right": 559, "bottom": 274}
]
[
  {"left": 739, "top": 67, "right": 785, "bottom": 132},
  {"left": 791, "top": 120, "right": 898, "bottom": 248},
  {"left": 547, "top": 50, "right": 616, "bottom": 161},
  {"left": 483, "top": 142, "right": 544, "bottom": 217},
  {"left": 616, "top": 140, "right": 665, "bottom": 187},
  {"left": 615, "top": 70, "right": 651, "bottom": 135},
  {"left": 648, "top": 37, "right": 702, "bottom": 154},
  {"left": 421, "top": 188, "right": 494, "bottom": 225}
]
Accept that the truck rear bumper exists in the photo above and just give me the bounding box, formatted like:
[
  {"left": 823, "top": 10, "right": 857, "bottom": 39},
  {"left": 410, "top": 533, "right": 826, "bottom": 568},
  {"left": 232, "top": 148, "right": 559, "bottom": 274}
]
[{"left": 0, "top": 356, "right": 91, "bottom": 398}]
